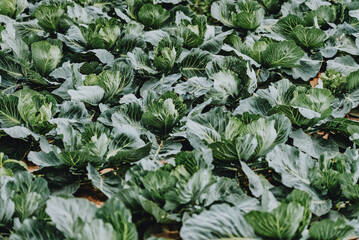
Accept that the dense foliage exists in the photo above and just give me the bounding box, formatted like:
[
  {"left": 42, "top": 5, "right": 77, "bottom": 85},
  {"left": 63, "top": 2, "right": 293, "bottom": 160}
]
[{"left": 1, "top": 0, "right": 359, "bottom": 239}]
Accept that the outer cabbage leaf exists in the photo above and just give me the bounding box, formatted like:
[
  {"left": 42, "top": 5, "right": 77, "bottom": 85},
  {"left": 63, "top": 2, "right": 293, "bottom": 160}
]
[
  {"left": 45, "top": 197, "right": 97, "bottom": 238},
  {"left": 174, "top": 148, "right": 213, "bottom": 175},
  {"left": 0, "top": 52, "right": 24, "bottom": 80},
  {"left": 257, "top": 0, "right": 282, "bottom": 13},
  {"left": 268, "top": 113, "right": 292, "bottom": 145},
  {"left": 256, "top": 79, "right": 295, "bottom": 107},
  {"left": 87, "top": 164, "right": 122, "bottom": 198},
  {"left": 203, "top": 176, "right": 260, "bottom": 211},
  {"left": 186, "top": 107, "right": 231, "bottom": 147},
  {"left": 282, "top": 53, "right": 323, "bottom": 81},
  {"left": 326, "top": 56, "right": 359, "bottom": 76},
  {"left": 57, "top": 26, "right": 87, "bottom": 52},
  {"left": 58, "top": 151, "right": 103, "bottom": 168},
  {"left": 175, "top": 77, "right": 213, "bottom": 99},
  {"left": 181, "top": 49, "right": 211, "bottom": 78},
  {"left": 291, "top": 88, "right": 334, "bottom": 116},
  {"left": 200, "top": 28, "right": 233, "bottom": 54},
  {"left": 13, "top": 192, "right": 42, "bottom": 221},
  {"left": 99, "top": 101, "right": 143, "bottom": 128},
  {"left": 34, "top": 4, "right": 66, "bottom": 32},
  {"left": 346, "top": 70, "right": 359, "bottom": 92},
  {"left": 267, "top": 144, "right": 317, "bottom": 190},
  {"left": 9, "top": 219, "right": 64, "bottom": 240},
  {"left": 180, "top": 204, "right": 257, "bottom": 240},
  {"left": 235, "top": 96, "right": 272, "bottom": 116},
  {"left": 127, "top": 47, "right": 157, "bottom": 74},
  {"left": 290, "top": 129, "right": 339, "bottom": 159},
  {"left": 96, "top": 197, "right": 138, "bottom": 240},
  {"left": 321, "top": 36, "right": 359, "bottom": 58},
  {"left": 27, "top": 151, "right": 62, "bottom": 167},
  {"left": 268, "top": 105, "right": 321, "bottom": 128},
  {"left": 115, "top": 34, "right": 146, "bottom": 55},
  {"left": 304, "top": 5, "right": 338, "bottom": 26},
  {"left": 68, "top": 86, "right": 105, "bottom": 106},
  {"left": 49, "top": 101, "right": 90, "bottom": 125},
  {"left": 0, "top": 93, "right": 22, "bottom": 128},
  {"left": 72, "top": 219, "right": 115, "bottom": 240},
  {"left": 209, "top": 134, "right": 258, "bottom": 162},
  {"left": 285, "top": 190, "right": 312, "bottom": 236},
  {"left": 0, "top": 198, "right": 14, "bottom": 227},
  {"left": 275, "top": 14, "right": 304, "bottom": 37},
  {"left": 309, "top": 219, "right": 354, "bottom": 240},
  {"left": 262, "top": 40, "right": 305, "bottom": 68},
  {"left": 106, "top": 126, "right": 152, "bottom": 163},
  {"left": 289, "top": 26, "right": 326, "bottom": 49},
  {"left": 13, "top": 172, "right": 50, "bottom": 198},
  {"left": 245, "top": 202, "right": 305, "bottom": 240},
  {"left": 211, "top": 0, "right": 237, "bottom": 28}
]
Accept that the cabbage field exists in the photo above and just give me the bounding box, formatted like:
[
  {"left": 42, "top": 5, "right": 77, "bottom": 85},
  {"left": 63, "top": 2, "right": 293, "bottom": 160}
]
[{"left": 1, "top": 0, "right": 359, "bottom": 239}]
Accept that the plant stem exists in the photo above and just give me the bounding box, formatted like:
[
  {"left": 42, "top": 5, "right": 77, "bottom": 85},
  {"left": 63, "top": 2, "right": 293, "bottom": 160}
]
[{"left": 153, "top": 140, "right": 164, "bottom": 161}]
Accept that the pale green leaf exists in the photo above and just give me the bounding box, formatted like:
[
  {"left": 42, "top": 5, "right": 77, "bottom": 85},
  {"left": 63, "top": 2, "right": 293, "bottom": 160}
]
[{"left": 180, "top": 204, "right": 257, "bottom": 240}]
